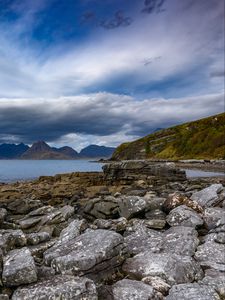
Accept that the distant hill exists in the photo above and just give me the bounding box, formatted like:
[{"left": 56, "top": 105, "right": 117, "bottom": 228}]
[
  {"left": 112, "top": 113, "right": 225, "bottom": 160},
  {"left": 0, "top": 141, "right": 115, "bottom": 159},
  {"left": 0, "top": 143, "right": 29, "bottom": 159},
  {"left": 80, "top": 145, "right": 116, "bottom": 158}
]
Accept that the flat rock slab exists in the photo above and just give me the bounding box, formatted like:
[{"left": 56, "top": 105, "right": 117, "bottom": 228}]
[
  {"left": 166, "top": 283, "right": 220, "bottom": 300},
  {"left": 166, "top": 205, "right": 203, "bottom": 228},
  {"left": 191, "top": 184, "right": 223, "bottom": 208},
  {"left": 112, "top": 279, "right": 161, "bottom": 300},
  {"left": 44, "top": 229, "right": 126, "bottom": 279},
  {"left": 12, "top": 275, "right": 97, "bottom": 300},
  {"left": 122, "top": 252, "right": 203, "bottom": 285},
  {"left": 2, "top": 247, "right": 37, "bottom": 286}
]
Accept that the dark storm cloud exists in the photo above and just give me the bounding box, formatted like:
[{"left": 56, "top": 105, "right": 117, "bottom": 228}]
[{"left": 0, "top": 92, "right": 223, "bottom": 144}]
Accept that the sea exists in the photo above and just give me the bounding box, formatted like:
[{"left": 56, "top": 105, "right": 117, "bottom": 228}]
[{"left": 0, "top": 160, "right": 224, "bottom": 183}]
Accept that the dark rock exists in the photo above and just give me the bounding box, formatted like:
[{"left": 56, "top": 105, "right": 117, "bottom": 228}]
[
  {"left": 122, "top": 252, "right": 203, "bottom": 285},
  {"left": 93, "top": 217, "right": 128, "bottom": 232},
  {"left": 203, "top": 207, "right": 225, "bottom": 230},
  {"left": 36, "top": 265, "right": 56, "bottom": 279},
  {"left": 7, "top": 198, "right": 42, "bottom": 214},
  {"left": 144, "top": 195, "right": 166, "bottom": 211},
  {"left": 44, "top": 229, "right": 127, "bottom": 281},
  {"left": 12, "top": 275, "right": 97, "bottom": 300},
  {"left": 118, "top": 196, "right": 147, "bottom": 219},
  {"left": 166, "top": 205, "right": 203, "bottom": 228},
  {"left": 0, "top": 208, "right": 7, "bottom": 225},
  {"left": 145, "top": 209, "right": 166, "bottom": 229},
  {"left": 0, "top": 230, "right": 27, "bottom": 254},
  {"left": 191, "top": 184, "right": 223, "bottom": 208},
  {"left": 26, "top": 232, "right": 51, "bottom": 245},
  {"left": 2, "top": 247, "right": 37, "bottom": 286}
]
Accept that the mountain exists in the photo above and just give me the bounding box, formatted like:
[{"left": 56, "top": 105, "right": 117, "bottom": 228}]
[
  {"left": 52, "top": 146, "right": 79, "bottom": 158},
  {"left": 112, "top": 113, "right": 225, "bottom": 160},
  {"left": 79, "top": 145, "right": 116, "bottom": 158},
  {"left": 21, "top": 141, "right": 72, "bottom": 159},
  {"left": 0, "top": 143, "right": 29, "bottom": 159}
]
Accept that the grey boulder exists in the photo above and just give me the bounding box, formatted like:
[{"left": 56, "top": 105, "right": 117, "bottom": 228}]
[
  {"left": 118, "top": 196, "right": 147, "bottom": 219},
  {"left": 2, "top": 247, "right": 37, "bottom": 286},
  {"left": 191, "top": 184, "right": 223, "bottom": 208},
  {"left": 12, "top": 275, "right": 97, "bottom": 300}
]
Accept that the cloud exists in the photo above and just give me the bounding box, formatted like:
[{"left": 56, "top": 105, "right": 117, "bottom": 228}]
[{"left": 0, "top": 92, "right": 223, "bottom": 146}]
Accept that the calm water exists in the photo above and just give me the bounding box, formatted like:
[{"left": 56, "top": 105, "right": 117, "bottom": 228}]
[
  {"left": 0, "top": 160, "right": 103, "bottom": 183},
  {"left": 183, "top": 169, "right": 224, "bottom": 178}
]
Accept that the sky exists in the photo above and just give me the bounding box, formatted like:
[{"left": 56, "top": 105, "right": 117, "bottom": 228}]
[{"left": 0, "top": 0, "right": 224, "bottom": 151}]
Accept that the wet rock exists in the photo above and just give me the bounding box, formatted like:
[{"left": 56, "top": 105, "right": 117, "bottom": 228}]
[
  {"left": 83, "top": 196, "right": 119, "bottom": 220},
  {"left": 118, "top": 196, "right": 147, "bottom": 219},
  {"left": 145, "top": 209, "right": 166, "bottom": 229},
  {"left": 2, "top": 247, "right": 37, "bottom": 286},
  {"left": 191, "top": 184, "right": 223, "bottom": 208},
  {"left": 111, "top": 279, "right": 162, "bottom": 300},
  {"left": 203, "top": 207, "right": 225, "bottom": 230},
  {"left": 123, "top": 252, "right": 203, "bottom": 285},
  {"left": 195, "top": 240, "right": 225, "bottom": 271},
  {"left": 0, "top": 230, "right": 26, "bottom": 254},
  {"left": 44, "top": 229, "right": 126, "bottom": 280},
  {"left": 166, "top": 205, "right": 203, "bottom": 228},
  {"left": 7, "top": 198, "right": 42, "bottom": 214},
  {"left": 142, "top": 276, "right": 171, "bottom": 295},
  {"left": 162, "top": 192, "right": 203, "bottom": 214},
  {"left": 12, "top": 275, "right": 97, "bottom": 300},
  {"left": 26, "top": 232, "right": 51, "bottom": 245},
  {"left": 93, "top": 217, "right": 128, "bottom": 232},
  {"left": 166, "top": 283, "right": 220, "bottom": 300}
]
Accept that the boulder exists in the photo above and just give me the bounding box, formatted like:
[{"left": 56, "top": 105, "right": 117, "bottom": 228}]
[
  {"left": 195, "top": 240, "right": 225, "bottom": 271},
  {"left": 7, "top": 198, "right": 42, "bottom": 214},
  {"left": 203, "top": 207, "right": 225, "bottom": 230},
  {"left": 191, "top": 184, "right": 223, "bottom": 208},
  {"left": 118, "top": 196, "right": 147, "bottom": 219},
  {"left": 44, "top": 229, "right": 126, "bottom": 280},
  {"left": 26, "top": 232, "right": 51, "bottom": 245},
  {"left": 111, "top": 279, "right": 162, "bottom": 300},
  {"left": 142, "top": 276, "right": 171, "bottom": 295},
  {"left": 166, "top": 283, "right": 220, "bottom": 300},
  {"left": 12, "top": 275, "right": 97, "bottom": 300},
  {"left": 93, "top": 217, "right": 128, "bottom": 232},
  {"left": 145, "top": 209, "right": 166, "bottom": 229},
  {"left": 0, "top": 208, "right": 7, "bottom": 225},
  {"left": 122, "top": 252, "right": 203, "bottom": 285},
  {"left": 0, "top": 229, "right": 26, "bottom": 254},
  {"left": 166, "top": 205, "right": 203, "bottom": 228},
  {"left": 2, "top": 247, "right": 37, "bottom": 286}
]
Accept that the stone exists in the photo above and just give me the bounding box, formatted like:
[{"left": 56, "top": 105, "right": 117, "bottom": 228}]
[
  {"left": 203, "top": 207, "right": 225, "bottom": 230},
  {"left": 83, "top": 196, "right": 119, "bottom": 220},
  {"left": 6, "top": 198, "right": 42, "bottom": 214},
  {"left": 191, "top": 184, "right": 223, "bottom": 208},
  {"left": 26, "top": 232, "right": 51, "bottom": 245},
  {"left": 0, "top": 229, "right": 27, "bottom": 254},
  {"left": 166, "top": 205, "right": 203, "bottom": 228},
  {"left": 2, "top": 247, "right": 37, "bottom": 286},
  {"left": 93, "top": 217, "right": 128, "bottom": 232},
  {"left": 166, "top": 283, "right": 220, "bottom": 300},
  {"left": 215, "top": 232, "right": 225, "bottom": 244},
  {"left": 111, "top": 279, "right": 162, "bottom": 300},
  {"left": 0, "top": 208, "right": 7, "bottom": 224},
  {"left": 144, "top": 195, "right": 166, "bottom": 211},
  {"left": 145, "top": 209, "right": 166, "bottom": 229},
  {"left": 44, "top": 229, "right": 126, "bottom": 280},
  {"left": 37, "top": 265, "right": 56, "bottom": 279},
  {"left": 60, "top": 205, "right": 74, "bottom": 219},
  {"left": 118, "top": 196, "right": 147, "bottom": 219},
  {"left": 195, "top": 240, "right": 225, "bottom": 271},
  {"left": 142, "top": 276, "right": 171, "bottom": 295},
  {"left": 12, "top": 275, "right": 97, "bottom": 300},
  {"left": 122, "top": 252, "right": 203, "bottom": 285},
  {"left": 0, "top": 295, "right": 9, "bottom": 300}
]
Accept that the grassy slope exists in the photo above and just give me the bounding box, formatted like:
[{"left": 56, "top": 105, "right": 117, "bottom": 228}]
[{"left": 112, "top": 113, "right": 225, "bottom": 160}]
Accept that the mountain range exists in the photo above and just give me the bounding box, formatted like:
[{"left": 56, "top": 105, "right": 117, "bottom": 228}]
[
  {"left": 0, "top": 141, "right": 115, "bottom": 160},
  {"left": 112, "top": 112, "right": 225, "bottom": 160}
]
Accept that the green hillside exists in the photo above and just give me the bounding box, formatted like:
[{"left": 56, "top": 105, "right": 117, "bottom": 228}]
[{"left": 112, "top": 113, "right": 225, "bottom": 160}]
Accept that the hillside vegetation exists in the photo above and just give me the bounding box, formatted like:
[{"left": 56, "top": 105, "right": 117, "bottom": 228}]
[{"left": 112, "top": 113, "right": 225, "bottom": 160}]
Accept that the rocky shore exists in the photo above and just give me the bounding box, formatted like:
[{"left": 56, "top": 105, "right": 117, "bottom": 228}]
[{"left": 0, "top": 161, "right": 225, "bottom": 299}]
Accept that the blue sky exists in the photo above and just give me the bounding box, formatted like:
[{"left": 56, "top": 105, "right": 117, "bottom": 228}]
[{"left": 0, "top": 0, "right": 224, "bottom": 150}]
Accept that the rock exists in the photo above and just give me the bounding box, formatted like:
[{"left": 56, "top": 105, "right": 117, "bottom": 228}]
[
  {"left": 191, "top": 184, "right": 223, "bottom": 208},
  {"left": 162, "top": 192, "right": 203, "bottom": 214},
  {"left": 215, "top": 232, "right": 225, "bottom": 244},
  {"left": 142, "top": 276, "right": 171, "bottom": 295},
  {"left": 161, "top": 226, "right": 199, "bottom": 256},
  {"left": 7, "top": 198, "right": 42, "bottom": 214},
  {"left": 83, "top": 196, "right": 119, "bottom": 220},
  {"left": 60, "top": 205, "right": 74, "bottom": 219},
  {"left": 0, "top": 229, "right": 27, "bottom": 254},
  {"left": 118, "top": 196, "right": 147, "bottom": 219},
  {"left": 2, "top": 247, "right": 37, "bottom": 286},
  {"left": 111, "top": 279, "right": 162, "bottom": 300},
  {"left": 166, "top": 283, "right": 220, "bottom": 300},
  {"left": 0, "top": 208, "right": 7, "bottom": 225},
  {"left": 29, "top": 239, "right": 56, "bottom": 260},
  {"left": 122, "top": 252, "right": 203, "bottom": 285},
  {"left": 44, "top": 229, "right": 127, "bottom": 280},
  {"left": 26, "top": 232, "right": 51, "bottom": 245},
  {"left": 145, "top": 209, "right": 166, "bottom": 229},
  {"left": 12, "top": 275, "right": 97, "bottom": 300},
  {"left": 93, "top": 217, "right": 128, "bottom": 232},
  {"left": 203, "top": 207, "right": 225, "bottom": 230},
  {"left": 37, "top": 265, "right": 55, "bottom": 279},
  {"left": 144, "top": 195, "right": 166, "bottom": 211},
  {"left": 195, "top": 240, "right": 225, "bottom": 271},
  {"left": 166, "top": 205, "right": 203, "bottom": 228}
]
